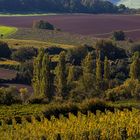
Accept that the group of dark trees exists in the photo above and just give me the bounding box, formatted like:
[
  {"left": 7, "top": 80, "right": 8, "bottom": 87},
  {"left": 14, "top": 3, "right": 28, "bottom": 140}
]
[
  {"left": 0, "top": 0, "right": 129, "bottom": 14},
  {"left": 1, "top": 38, "right": 140, "bottom": 104},
  {"left": 31, "top": 41, "right": 140, "bottom": 102},
  {"left": 32, "top": 48, "right": 110, "bottom": 102},
  {"left": 112, "top": 30, "right": 126, "bottom": 41},
  {"left": 0, "top": 42, "right": 11, "bottom": 58},
  {"left": 33, "top": 20, "right": 55, "bottom": 30}
]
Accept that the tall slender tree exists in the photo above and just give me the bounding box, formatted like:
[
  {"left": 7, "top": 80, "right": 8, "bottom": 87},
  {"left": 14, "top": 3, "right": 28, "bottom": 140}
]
[
  {"left": 103, "top": 56, "right": 110, "bottom": 89},
  {"left": 82, "top": 52, "right": 93, "bottom": 74},
  {"left": 67, "top": 65, "right": 75, "bottom": 86},
  {"left": 96, "top": 58, "right": 102, "bottom": 83},
  {"left": 104, "top": 56, "right": 110, "bottom": 81},
  {"left": 40, "top": 53, "right": 53, "bottom": 100},
  {"left": 129, "top": 56, "right": 140, "bottom": 80},
  {"left": 81, "top": 52, "right": 94, "bottom": 91},
  {"left": 32, "top": 48, "right": 44, "bottom": 98},
  {"left": 55, "top": 51, "right": 67, "bottom": 98}
]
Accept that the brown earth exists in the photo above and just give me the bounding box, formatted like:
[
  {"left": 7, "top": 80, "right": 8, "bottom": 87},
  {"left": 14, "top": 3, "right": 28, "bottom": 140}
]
[
  {"left": 0, "top": 68, "right": 17, "bottom": 80},
  {"left": 0, "top": 68, "right": 33, "bottom": 92},
  {"left": 0, "top": 14, "right": 140, "bottom": 40}
]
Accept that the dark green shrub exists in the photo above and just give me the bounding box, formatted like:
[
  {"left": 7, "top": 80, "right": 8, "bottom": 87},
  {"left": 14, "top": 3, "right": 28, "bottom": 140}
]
[
  {"left": 11, "top": 47, "right": 37, "bottom": 62},
  {"left": 112, "top": 30, "right": 126, "bottom": 41},
  {"left": 46, "top": 46, "right": 65, "bottom": 55},
  {"left": 0, "top": 86, "right": 21, "bottom": 105},
  {"left": 105, "top": 79, "right": 140, "bottom": 101},
  {"left": 66, "top": 45, "right": 95, "bottom": 65},
  {"left": 0, "top": 41, "right": 11, "bottom": 58},
  {"left": 33, "top": 20, "right": 54, "bottom": 30},
  {"left": 96, "top": 40, "right": 127, "bottom": 60},
  {"left": 16, "top": 60, "right": 33, "bottom": 84},
  {"left": 129, "top": 43, "right": 140, "bottom": 56}
]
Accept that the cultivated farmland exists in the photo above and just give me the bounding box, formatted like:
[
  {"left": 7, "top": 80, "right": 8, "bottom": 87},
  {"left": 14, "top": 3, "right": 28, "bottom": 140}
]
[{"left": 0, "top": 14, "right": 140, "bottom": 40}]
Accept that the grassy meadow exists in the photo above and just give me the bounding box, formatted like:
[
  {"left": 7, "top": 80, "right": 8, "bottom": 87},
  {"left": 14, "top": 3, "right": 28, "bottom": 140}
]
[{"left": 0, "top": 26, "right": 17, "bottom": 37}]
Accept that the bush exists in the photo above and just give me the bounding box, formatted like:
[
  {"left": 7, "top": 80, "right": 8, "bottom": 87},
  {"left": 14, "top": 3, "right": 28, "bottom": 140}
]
[
  {"left": 112, "top": 30, "right": 126, "bottom": 41},
  {"left": 106, "top": 79, "right": 140, "bottom": 101},
  {"left": 110, "top": 59, "right": 129, "bottom": 80},
  {"left": 129, "top": 43, "right": 140, "bottom": 56},
  {"left": 33, "top": 20, "right": 54, "bottom": 30},
  {"left": 0, "top": 41, "right": 11, "bottom": 58},
  {"left": 20, "top": 88, "right": 30, "bottom": 103},
  {"left": 95, "top": 40, "right": 127, "bottom": 60},
  {"left": 16, "top": 60, "right": 33, "bottom": 84},
  {"left": 0, "top": 86, "right": 21, "bottom": 105},
  {"left": 66, "top": 45, "right": 95, "bottom": 65},
  {"left": 11, "top": 47, "right": 37, "bottom": 62},
  {"left": 46, "top": 46, "right": 65, "bottom": 55}
]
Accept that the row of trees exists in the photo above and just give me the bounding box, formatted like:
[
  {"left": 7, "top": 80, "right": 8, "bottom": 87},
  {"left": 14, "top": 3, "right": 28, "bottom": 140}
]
[
  {"left": 32, "top": 47, "right": 140, "bottom": 101},
  {"left": 32, "top": 49, "right": 110, "bottom": 101}
]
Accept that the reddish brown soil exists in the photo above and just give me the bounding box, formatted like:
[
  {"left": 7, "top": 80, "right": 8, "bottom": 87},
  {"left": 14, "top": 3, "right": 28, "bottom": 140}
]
[
  {"left": 0, "top": 68, "right": 17, "bottom": 80},
  {"left": 0, "top": 14, "right": 140, "bottom": 40},
  {"left": 0, "top": 68, "right": 33, "bottom": 92}
]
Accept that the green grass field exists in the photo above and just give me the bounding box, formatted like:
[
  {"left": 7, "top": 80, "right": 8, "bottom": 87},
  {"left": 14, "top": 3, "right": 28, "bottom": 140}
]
[{"left": 0, "top": 26, "right": 17, "bottom": 37}]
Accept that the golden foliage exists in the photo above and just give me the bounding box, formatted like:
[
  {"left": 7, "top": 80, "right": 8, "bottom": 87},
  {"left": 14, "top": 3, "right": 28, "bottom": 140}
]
[{"left": 0, "top": 109, "right": 140, "bottom": 139}]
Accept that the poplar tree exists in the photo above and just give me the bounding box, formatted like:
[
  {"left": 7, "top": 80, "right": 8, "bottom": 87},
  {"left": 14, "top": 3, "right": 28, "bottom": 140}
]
[
  {"left": 32, "top": 48, "right": 44, "bottom": 98},
  {"left": 32, "top": 57, "right": 39, "bottom": 97},
  {"left": 81, "top": 52, "right": 94, "bottom": 91},
  {"left": 40, "top": 53, "right": 52, "bottom": 100},
  {"left": 103, "top": 56, "right": 110, "bottom": 89},
  {"left": 67, "top": 65, "right": 75, "bottom": 86},
  {"left": 55, "top": 51, "right": 67, "bottom": 98},
  {"left": 104, "top": 57, "right": 110, "bottom": 81},
  {"left": 129, "top": 52, "right": 140, "bottom": 80},
  {"left": 96, "top": 58, "right": 102, "bottom": 83},
  {"left": 83, "top": 52, "right": 93, "bottom": 74}
]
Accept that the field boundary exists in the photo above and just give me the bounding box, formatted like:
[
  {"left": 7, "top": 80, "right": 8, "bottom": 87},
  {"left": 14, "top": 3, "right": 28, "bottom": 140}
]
[{"left": 94, "top": 28, "right": 140, "bottom": 37}]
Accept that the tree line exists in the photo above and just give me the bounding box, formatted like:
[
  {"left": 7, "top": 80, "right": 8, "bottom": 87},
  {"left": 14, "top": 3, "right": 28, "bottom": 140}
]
[{"left": 32, "top": 47, "right": 140, "bottom": 102}]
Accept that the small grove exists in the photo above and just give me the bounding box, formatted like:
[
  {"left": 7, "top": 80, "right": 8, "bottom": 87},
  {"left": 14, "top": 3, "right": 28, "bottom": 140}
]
[{"left": 31, "top": 44, "right": 140, "bottom": 103}]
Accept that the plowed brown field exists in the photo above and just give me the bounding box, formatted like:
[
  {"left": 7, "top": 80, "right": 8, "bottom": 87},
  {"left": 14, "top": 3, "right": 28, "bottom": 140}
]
[{"left": 0, "top": 14, "right": 140, "bottom": 40}]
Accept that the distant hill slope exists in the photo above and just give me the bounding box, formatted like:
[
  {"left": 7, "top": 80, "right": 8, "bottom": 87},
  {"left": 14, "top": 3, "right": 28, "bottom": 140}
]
[
  {"left": 117, "top": 0, "right": 140, "bottom": 9},
  {"left": 108, "top": 0, "right": 140, "bottom": 9},
  {"left": 0, "top": 0, "right": 119, "bottom": 13}
]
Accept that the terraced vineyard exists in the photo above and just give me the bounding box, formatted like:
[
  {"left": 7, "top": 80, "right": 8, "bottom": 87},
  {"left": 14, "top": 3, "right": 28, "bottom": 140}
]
[{"left": 0, "top": 109, "right": 140, "bottom": 140}]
